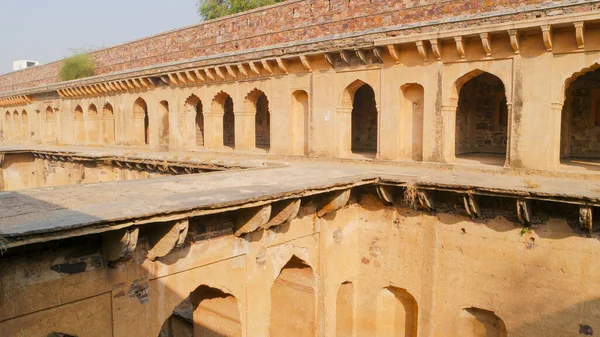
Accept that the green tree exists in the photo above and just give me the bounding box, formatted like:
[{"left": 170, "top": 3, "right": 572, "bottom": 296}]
[
  {"left": 58, "top": 53, "right": 95, "bottom": 81},
  {"left": 197, "top": 0, "right": 285, "bottom": 21}
]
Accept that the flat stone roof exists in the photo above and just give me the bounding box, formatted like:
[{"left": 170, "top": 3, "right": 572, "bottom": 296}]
[{"left": 2, "top": 145, "right": 600, "bottom": 247}]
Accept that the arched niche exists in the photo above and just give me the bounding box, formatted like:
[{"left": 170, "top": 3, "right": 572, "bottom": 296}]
[
  {"left": 213, "top": 91, "right": 235, "bottom": 148},
  {"left": 158, "top": 100, "right": 170, "bottom": 149},
  {"left": 102, "top": 103, "right": 115, "bottom": 144},
  {"left": 133, "top": 97, "right": 149, "bottom": 145},
  {"left": 270, "top": 255, "right": 316, "bottom": 337},
  {"left": 400, "top": 84, "right": 424, "bottom": 161},
  {"left": 245, "top": 89, "right": 270, "bottom": 151},
  {"left": 560, "top": 64, "right": 600, "bottom": 167},
  {"left": 185, "top": 94, "right": 204, "bottom": 147},
  {"left": 376, "top": 286, "right": 418, "bottom": 337},
  {"left": 458, "top": 307, "right": 507, "bottom": 337},
  {"left": 73, "top": 106, "right": 84, "bottom": 143},
  {"left": 453, "top": 71, "right": 508, "bottom": 166},
  {"left": 159, "top": 285, "right": 242, "bottom": 337},
  {"left": 291, "top": 90, "right": 309, "bottom": 155},
  {"left": 336, "top": 281, "right": 354, "bottom": 336}
]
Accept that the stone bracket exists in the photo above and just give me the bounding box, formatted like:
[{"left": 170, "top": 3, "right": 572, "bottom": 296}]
[
  {"left": 376, "top": 185, "right": 396, "bottom": 205},
  {"left": 102, "top": 227, "right": 139, "bottom": 263},
  {"left": 261, "top": 60, "right": 273, "bottom": 74},
  {"left": 340, "top": 50, "right": 352, "bottom": 66},
  {"left": 249, "top": 62, "right": 261, "bottom": 76},
  {"left": 236, "top": 64, "right": 248, "bottom": 78},
  {"left": 517, "top": 200, "right": 531, "bottom": 226},
  {"left": 265, "top": 199, "right": 301, "bottom": 229},
  {"left": 387, "top": 45, "right": 400, "bottom": 64},
  {"left": 317, "top": 189, "right": 351, "bottom": 217},
  {"left": 508, "top": 30, "right": 520, "bottom": 54},
  {"left": 415, "top": 41, "right": 428, "bottom": 62},
  {"left": 324, "top": 53, "right": 336, "bottom": 68},
  {"left": 225, "top": 65, "right": 238, "bottom": 79},
  {"left": 299, "top": 55, "right": 313, "bottom": 72},
  {"left": 480, "top": 33, "right": 492, "bottom": 57},
  {"left": 541, "top": 25, "right": 553, "bottom": 52},
  {"left": 276, "top": 58, "right": 288, "bottom": 74},
  {"left": 355, "top": 49, "right": 368, "bottom": 65},
  {"left": 574, "top": 21, "right": 585, "bottom": 49},
  {"left": 234, "top": 205, "right": 272, "bottom": 236},
  {"left": 372, "top": 47, "right": 383, "bottom": 64},
  {"left": 454, "top": 36, "right": 465, "bottom": 59},
  {"left": 463, "top": 193, "right": 481, "bottom": 219},
  {"left": 430, "top": 39, "right": 441, "bottom": 61},
  {"left": 147, "top": 219, "right": 189, "bottom": 260},
  {"left": 579, "top": 206, "right": 593, "bottom": 234}
]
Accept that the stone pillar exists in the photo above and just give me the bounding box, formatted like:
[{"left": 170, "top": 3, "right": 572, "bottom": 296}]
[
  {"left": 336, "top": 107, "right": 352, "bottom": 158},
  {"left": 204, "top": 112, "right": 223, "bottom": 150},
  {"left": 441, "top": 101, "right": 458, "bottom": 163},
  {"left": 235, "top": 111, "right": 255, "bottom": 151}
]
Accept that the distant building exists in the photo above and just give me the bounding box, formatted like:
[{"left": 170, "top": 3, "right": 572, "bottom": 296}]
[{"left": 12, "top": 60, "right": 39, "bottom": 71}]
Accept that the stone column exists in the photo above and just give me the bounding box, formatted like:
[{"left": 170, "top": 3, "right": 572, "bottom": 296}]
[
  {"left": 336, "top": 106, "right": 352, "bottom": 158},
  {"left": 204, "top": 112, "right": 223, "bottom": 150},
  {"left": 235, "top": 111, "right": 255, "bottom": 151},
  {"left": 441, "top": 101, "right": 458, "bottom": 163}
]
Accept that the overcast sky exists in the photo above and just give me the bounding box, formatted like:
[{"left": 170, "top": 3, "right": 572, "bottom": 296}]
[{"left": 0, "top": 0, "right": 200, "bottom": 75}]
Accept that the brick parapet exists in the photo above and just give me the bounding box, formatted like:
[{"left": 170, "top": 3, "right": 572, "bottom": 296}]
[{"left": 0, "top": 0, "right": 598, "bottom": 94}]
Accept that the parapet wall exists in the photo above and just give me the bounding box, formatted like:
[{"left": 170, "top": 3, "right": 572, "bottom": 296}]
[{"left": 0, "top": 0, "right": 589, "bottom": 93}]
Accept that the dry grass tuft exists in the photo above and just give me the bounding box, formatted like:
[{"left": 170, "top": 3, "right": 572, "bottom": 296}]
[{"left": 404, "top": 184, "right": 419, "bottom": 209}]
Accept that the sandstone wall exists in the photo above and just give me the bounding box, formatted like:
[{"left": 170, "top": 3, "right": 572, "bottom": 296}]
[
  {"left": 0, "top": 0, "right": 589, "bottom": 93},
  {"left": 1, "top": 188, "right": 598, "bottom": 336}
]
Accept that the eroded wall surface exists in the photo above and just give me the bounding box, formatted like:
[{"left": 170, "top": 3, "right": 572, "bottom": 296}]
[{"left": 1, "top": 189, "right": 598, "bottom": 336}]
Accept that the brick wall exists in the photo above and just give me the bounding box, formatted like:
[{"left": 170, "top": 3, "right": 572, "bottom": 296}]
[{"left": 0, "top": 0, "right": 594, "bottom": 93}]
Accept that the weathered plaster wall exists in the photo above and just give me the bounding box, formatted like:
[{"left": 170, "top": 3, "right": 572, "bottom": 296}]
[
  {"left": 1, "top": 189, "right": 599, "bottom": 336},
  {"left": 0, "top": 153, "right": 174, "bottom": 191}
]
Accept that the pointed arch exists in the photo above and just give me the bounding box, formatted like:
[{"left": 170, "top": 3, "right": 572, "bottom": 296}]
[
  {"left": 291, "top": 90, "right": 309, "bottom": 155},
  {"left": 560, "top": 64, "right": 600, "bottom": 164},
  {"left": 21, "top": 110, "right": 29, "bottom": 141},
  {"left": 5, "top": 111, "right": 12, "bottom": 141},
  {"left": 458, "top": 307, "right": 507, "bottom": 337},
  {"left": 212, "top": 91, "right": 234, "bottom": 148},
  {"left": 350, "top": 82, "right": 378, "bottom": 154},
  {"left": 88, "top": 103, "right": 98, "bottom": 117},
  {"left": 158, "top": 100, "right": 170, "bottom": 149},
  {"left": 133, "top": 97, "right": 149, "bottom": 145},
  {"left": 102, "top": 103, "right": 115, "bottom": 144},
  {"left": 453, "top": 71, "right": 508, "bottom": 165},
  {"left": 185, "top": 94, "right": 204, "bottom": 147},
  {"left": 270, "top": 255, "right": 316, "bottom": 336},
  {"left": 245, "top": 88, "right": 270, "bottom": 150},
  {"left": 376, "top": 286, "right": 418, "bottom": 337},
  {"left": 13, "top": 110, "right": 21, "bottom": 140},
  {"left": 73, "top": 105, "right": 84, "bottom": 143},
  {"left": 45, "top": 106, "right": 56, "bottom": 142}
]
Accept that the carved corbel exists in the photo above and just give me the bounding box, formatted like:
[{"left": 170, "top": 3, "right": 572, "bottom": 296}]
[
  {"left": 204, "top": 69, "right": 215, "bottom": 81},
  {"left": 225, "top": 65, "right": 238, "bottom": 79},
  {"left": 517, "top": 199, "right": 531, "bottom": 226},
  {"left": 324, "top": 53, "right": 336, "bottom": 68},
  {"left": 276, "top": 58, "right": 288, "bottom": 74},
  {"left": 415, "top": 41, "right": 428, "bottom": 62},
  {"left": 147, "top": 219, "right": 189, "bottom": 260},
  {"left": 387, "top": 44, "right": 400, "bottom": 64},
  {"left": 454, "top": 36, "right": 465, "bottom": 59},
  {"left": 168, "top": 73, "right": 180, "bottom": 86},
  {"left": 214, "top": 67, "right": 227, "bottom": 81},
  {"left": 194, "top": 69, "right": 206, "bottom": 82},
  {"left": 429, "top": 39, "right": 441, "bottom": 61},
  {"left": 541, "top": 25, "right": 553, "bottom": 52},
  {"left": 185, "top": 71, "right": 197, "bottom": 84},
  {"left": 376, "top": 185, "right": 396, "bottom": 205},
  {"left": 265, "top": 199, "right": 301, "bottom": 229},
  {"left": 479, "top": 33, "right": 492, "bottom": 57},
  {"left": 143, "top": 78, "right": 155, "bottom": 89},
  {"left": 508, "top": 30, "right": 520, "bottom": 54},
  {"left": 249, "top": 62, "right": 261, "bottom": 76},
  {"left": 234, "top": 205, "right": 272, "bottom": 236},
  {"left": 579, "top": 206, "right": 593, "bottom": 234},
  {"left": 317, "top": 189, "right": 351, "bottom": 217},
  {"left": 574, "top": 22, "right": 585, "bottom": 49},
  {"left": 124, "top": 80, "right": 135, "bottom": 90},
  {"left": 372, "top": 47, "right": 383, "bottom": 64},
  {"left": 340, "top": 50, "right": 352, "bottom": 66},
  {"left": 261, "top": 60, "right": 273, "bottom": 74},
  {"left": 355, "top": 49, "right": 368, "bottom": 65},
  {"left": 299, "top": 55, "right": 313, "bottom": 72},
  {"left": 236, "top": 64, "right": 248, "bottom": 78},
  {"left": 57, "top": 90, "right": 66, "bottom": 98},
  {"left": 102, "top": 227, "right": 139, "bottom": 263},
  {"left": 159, "top": 75, "right": 171, "bottom": 86},
  {"left": 463, "top": 193, "right": 481, "bottom": 218}
]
